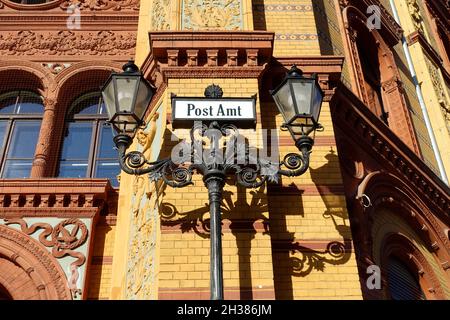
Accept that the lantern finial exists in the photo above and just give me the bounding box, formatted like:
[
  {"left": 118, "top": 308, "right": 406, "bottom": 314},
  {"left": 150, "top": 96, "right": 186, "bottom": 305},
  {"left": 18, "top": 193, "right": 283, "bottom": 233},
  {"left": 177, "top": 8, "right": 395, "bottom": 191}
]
[
  {"left": 288, "top": 65, "right": 303, "bottom": 77},
  {"left": 122, "top": 61, "right": 139, "bottom": 73}
]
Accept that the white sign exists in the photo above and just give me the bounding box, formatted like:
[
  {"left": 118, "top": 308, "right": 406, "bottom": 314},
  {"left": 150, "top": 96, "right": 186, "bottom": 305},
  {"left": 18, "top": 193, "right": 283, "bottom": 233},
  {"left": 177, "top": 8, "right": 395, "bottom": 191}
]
[{"left": 172, "top": 97, "right": 256, "bottom": 125}]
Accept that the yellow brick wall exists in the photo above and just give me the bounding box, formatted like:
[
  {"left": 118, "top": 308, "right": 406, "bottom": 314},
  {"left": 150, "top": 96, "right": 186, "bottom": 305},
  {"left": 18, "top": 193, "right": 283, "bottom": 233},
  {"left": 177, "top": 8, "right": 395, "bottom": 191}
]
[
  {"left": 157, "top": 78, "right": 275, "bottom": 299},
  {"left": 253, "top": 0, "right": 321, "bottom": 55},
  {"left": 87, "top": 225, "right": 116, "bottom": 299},
  {"left": 110, "top": 0, "right": 364, "bottom": 300},
  {"left": 263, "top": 97, "right": 362, "bottom": 299},
  {"left": 150, "top": 77, "right": 363, "bottom": 299}
]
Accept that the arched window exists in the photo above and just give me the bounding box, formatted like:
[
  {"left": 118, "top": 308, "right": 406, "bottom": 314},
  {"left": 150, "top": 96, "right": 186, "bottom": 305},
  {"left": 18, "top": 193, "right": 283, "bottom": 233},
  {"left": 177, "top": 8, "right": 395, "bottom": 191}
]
[
  {"left": 0, "top": 90, "right": 44, "bottom": 178},
  {"left": 57, "top": 92, "right": 119, "bottom": 187},
  {"left": 355, "top": 27, "right": 389, "bottom": 125},
  {"left": 343, "top": 6, "right": 420, "bottom": 154},
  {"left": 387, "top": 256, "right": 426, "bottom": 300}
]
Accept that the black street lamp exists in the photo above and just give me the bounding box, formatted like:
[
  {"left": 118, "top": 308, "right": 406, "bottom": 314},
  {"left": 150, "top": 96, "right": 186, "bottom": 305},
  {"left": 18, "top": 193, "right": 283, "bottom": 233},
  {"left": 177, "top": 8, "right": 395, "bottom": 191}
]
[
  {"left": 101, "top": 61, "right": 156, "bottom": 152},
  {"left": 102, "top": 62, "right": 324, "bottom": 300}
]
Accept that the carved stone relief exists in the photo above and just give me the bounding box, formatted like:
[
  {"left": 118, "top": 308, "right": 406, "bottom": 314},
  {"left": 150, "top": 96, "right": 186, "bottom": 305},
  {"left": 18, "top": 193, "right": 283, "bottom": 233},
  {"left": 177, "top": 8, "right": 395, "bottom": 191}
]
[
  {"left": 1, "top": 217, "right": 91, "bottom": 299},
  {"left": 0, "top": 30, "right": 136, "bottom": 56},
  {"left": 0, "top": 0, "right": 139, "bottom": 11},
  {"left": 182, "top": 0, "right": 243, "bottom": 30},
  {"left": 406, "top": 0, "right": 425, "bottom": 34},
  {"left": 41, "top": 62, "right": 72, "bottom": 74},
  {"left": 151, "top": 0, "right": 172, "bottom": 30},
  {"left": 425, "top": 57, "right": 450, "bottom": 132},
  {"left": 60, "top": 0, "right": 139, "bottom": 10},
  {"left": 126, "top": 109, "right": 163, "bottom": 299}
]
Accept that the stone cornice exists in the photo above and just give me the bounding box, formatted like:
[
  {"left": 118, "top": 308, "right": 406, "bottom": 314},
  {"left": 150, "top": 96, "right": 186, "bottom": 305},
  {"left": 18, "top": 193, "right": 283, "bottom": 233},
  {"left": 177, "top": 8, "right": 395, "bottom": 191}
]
[
  {"left": 0, "top": 179, "right": 116, "bottom": 219},
  {"left": 407, "top": 31, "right": 443, "bottom": 66},
  {"left": 331, "top": 85, "right": 450, "bottom": 220},
  {"left": 0, "top": 14, "right": 138, "bottom": 30},
  {"left": 407, "top": 30, "right": 450, "bottom": 84},
  {"left": 273, "top": 56, "right": 344, "bottom": 75},
  {"left": 161, "top": 66, "right": 267, "bottom": 79},
  {"left": 142, "top": 31, "right": 275, "bottom": 83}
]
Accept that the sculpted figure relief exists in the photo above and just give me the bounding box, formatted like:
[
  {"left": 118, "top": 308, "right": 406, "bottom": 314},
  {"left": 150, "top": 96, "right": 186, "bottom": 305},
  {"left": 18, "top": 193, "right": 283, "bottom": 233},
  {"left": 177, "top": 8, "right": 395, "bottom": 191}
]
[
  {"left": 183, "top": 0, "right": 242, "bottom": 30},
  {"left": 127, "top": 112, "right": 161, "bottom": 299}
]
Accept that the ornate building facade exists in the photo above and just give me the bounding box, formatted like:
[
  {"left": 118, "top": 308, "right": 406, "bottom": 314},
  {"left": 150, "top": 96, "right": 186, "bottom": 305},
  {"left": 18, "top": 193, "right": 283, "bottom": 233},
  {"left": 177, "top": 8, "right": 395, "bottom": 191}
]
[{"left": 0, "top": 0, "right": 449, "bottom": 300}]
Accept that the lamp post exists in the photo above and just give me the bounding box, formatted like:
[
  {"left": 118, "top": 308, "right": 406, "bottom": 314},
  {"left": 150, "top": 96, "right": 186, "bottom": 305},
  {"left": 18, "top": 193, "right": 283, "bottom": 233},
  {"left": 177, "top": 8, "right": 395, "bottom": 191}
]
[{"left": 102, "top": 62, "right": 324, "bottom": 300}]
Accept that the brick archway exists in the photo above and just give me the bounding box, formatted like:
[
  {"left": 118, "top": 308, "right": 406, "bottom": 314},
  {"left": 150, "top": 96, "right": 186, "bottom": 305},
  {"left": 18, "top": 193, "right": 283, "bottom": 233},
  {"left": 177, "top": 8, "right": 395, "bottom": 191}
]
[
  {"left": 0, "top": 224, "right": 72, "bottom": 300},
  {"left": 380, "top": 232, "right": 447, "bottom": 300},
  {"left": 0, "top": 257, "right": 40, "bottom": 300},
  {"left": 342, "top": 5, "right": 420, "bottom": 154}
]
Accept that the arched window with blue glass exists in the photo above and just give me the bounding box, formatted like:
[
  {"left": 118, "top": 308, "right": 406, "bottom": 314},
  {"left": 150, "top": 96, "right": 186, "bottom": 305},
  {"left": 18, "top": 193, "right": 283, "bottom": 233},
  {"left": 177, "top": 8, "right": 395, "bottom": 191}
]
[
  {"left": 0, "top": 90, "right": 44, "bottom": 178},
  {"left": 57, "top": 92, "right": 120, "bottom": 187}
]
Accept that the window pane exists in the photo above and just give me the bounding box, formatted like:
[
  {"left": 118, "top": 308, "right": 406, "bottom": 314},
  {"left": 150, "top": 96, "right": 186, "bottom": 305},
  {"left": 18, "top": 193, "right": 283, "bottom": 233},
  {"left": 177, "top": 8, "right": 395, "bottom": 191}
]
[
  {"left": 60, "top": 122, "right": 93, "bottom": 160},
  {"left": 7, "top": 121, "right": 40, "bottom": 158},
  {"left": 17, "top": 102, "right": 44, "bottom": 114},
  {"left": 0, "top": 96, "right": 17, "bottom": 114},
  {"left": 97, "top": 122, "right": 116, "bottom": 158},
  {"left": 17, "top": 93, "right": 44, "bottom": 114},
  {"left": 77, "top": 96, "right": 101, "bottom": 115},
  {"left": 58, "top": 160, "right": 88, "bottom": 178},
  {"left": 95, "top": 160, "right": 120, "bottom": 187},
  {"left": 388, "top": 257, "right": 425, "bottom": 300},
  {"left": 2, "top": 160, "right": 32, "bottom": 178},
  {"left": 0, "top": 121, "right": 7, "bottom": 153}
]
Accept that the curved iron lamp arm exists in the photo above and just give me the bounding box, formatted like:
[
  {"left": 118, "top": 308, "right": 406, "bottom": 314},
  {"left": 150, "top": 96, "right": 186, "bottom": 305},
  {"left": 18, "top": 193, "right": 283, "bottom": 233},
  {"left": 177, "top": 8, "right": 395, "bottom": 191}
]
[
  {"left": 114, "top": 134, "right": 168, "bottom": 175},
  {"left": 114, "top": 132, "right": 314, "bottom": 188},
  {"left": 114, "top": 134, "right": 194, "bottom": 188},
  {"left": 278, "top": 135, "right": 313, "bottom": 177}
]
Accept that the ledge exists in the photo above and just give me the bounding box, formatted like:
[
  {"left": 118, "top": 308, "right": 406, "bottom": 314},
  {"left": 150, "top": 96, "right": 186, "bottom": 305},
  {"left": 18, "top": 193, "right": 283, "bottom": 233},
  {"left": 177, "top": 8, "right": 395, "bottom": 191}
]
[
  {"left": 331, "top": 84, "right": 450, "bottom": 221},
  {"left": 142, "top": 31, "right": 275, "bottom": 84},
  {"left": 0, "top": 178, "right": 116, "bottom": 218}
]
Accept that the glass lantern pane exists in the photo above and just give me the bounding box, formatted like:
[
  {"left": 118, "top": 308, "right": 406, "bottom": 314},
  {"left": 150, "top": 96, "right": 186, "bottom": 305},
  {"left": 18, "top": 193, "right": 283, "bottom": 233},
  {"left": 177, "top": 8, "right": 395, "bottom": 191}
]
[
  {"left": 101, "top": 79, "right": 117, "bottom": 119},
  {"left": 312, "top": 84, "right": 323, "bottom": 123},
  {"left": 134, "top": 80, "right": 153, "bottom": 120},
  {"left": 273, "top": 82, "right": 296, "bottom": 124},
  {"left": 292, "top": 80, "right": 313, "bottom": 116},
  {"left": 116, "top": 77, "right": 139, "bottom": 113},
  {"left": 114, "top": 114, "right": 139, "bottom": 134}
]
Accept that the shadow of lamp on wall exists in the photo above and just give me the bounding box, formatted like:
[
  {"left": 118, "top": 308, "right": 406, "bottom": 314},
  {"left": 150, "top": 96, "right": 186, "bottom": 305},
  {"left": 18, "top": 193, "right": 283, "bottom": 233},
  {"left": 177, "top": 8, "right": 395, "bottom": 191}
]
[{"left": 101, "top": 61, "right": 324, "bottom": 300}]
